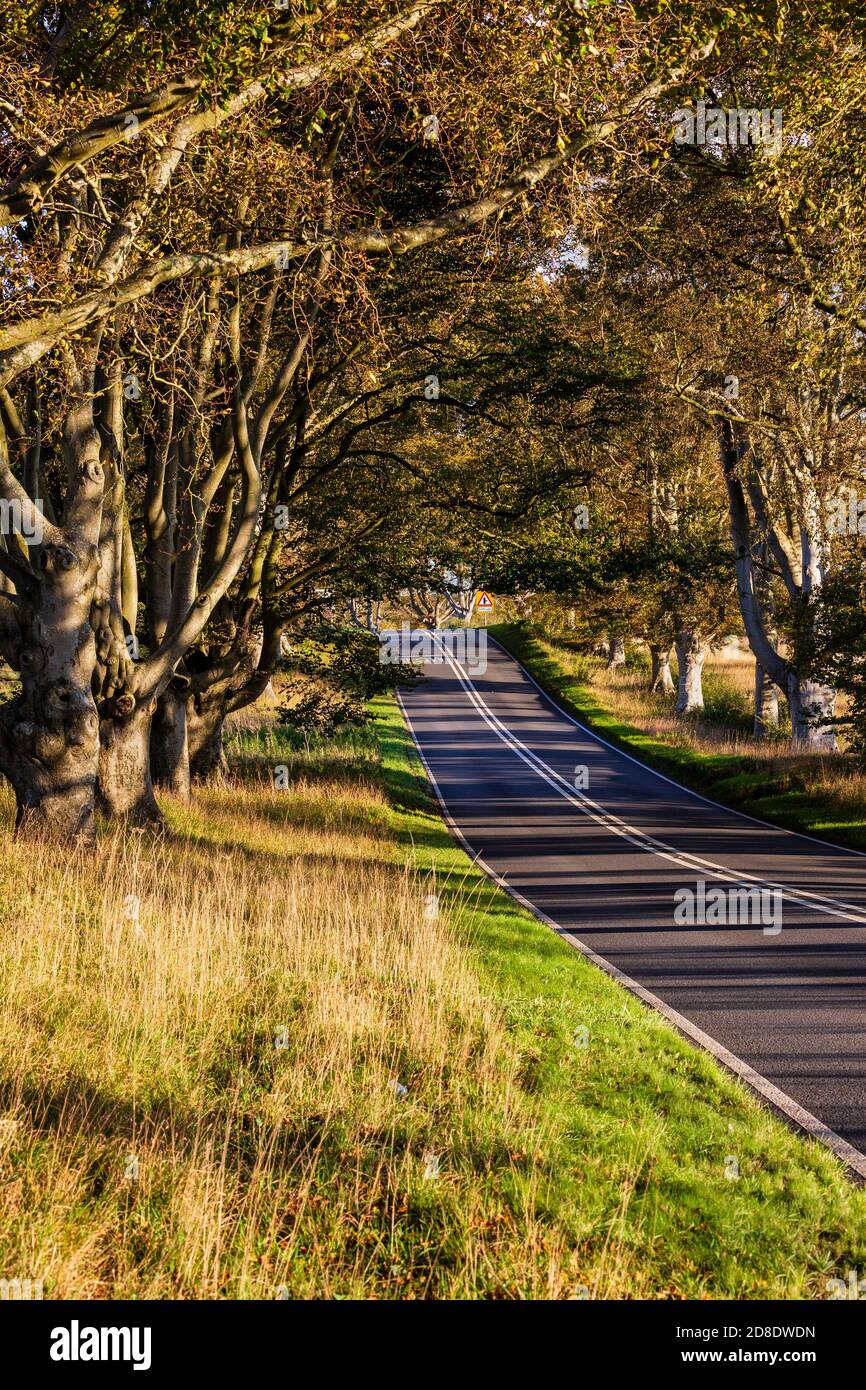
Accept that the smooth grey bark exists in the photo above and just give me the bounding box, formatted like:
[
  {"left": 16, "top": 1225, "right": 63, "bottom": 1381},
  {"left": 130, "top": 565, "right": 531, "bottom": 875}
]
[
  {"left": 674, "top": 630, "right": 706, "bottom": 714},
  {"left": 347, "top": 597, "right": 382, "bottom": 633},
  {"left": 187, "top": 697, "right": 228, "bottom": 781},
  {"left": 719, "top": 419, "right": 836, "bottom": 750},
  {"left": 407, "top": 589, "right": 444, "bottom": 629},
  {"left": 97, "top": 385, "right": 263, "bottom": 817},
  {"left": 650, "top": 644, "right": 675, "bottom": 695},
  {"left": 754, "top": 662, "right": 779, "bottom": 738},
  {"left": 150, "top": 687, "right": 191, "bottom": 800},
  {"left": 607, "top": 635, "right": 626, "bottom": 670},
  {"left": 786, "top": 675, "right": 836, "bottom": 751},
  {"left": 792, "top": 479, "right": 837, "bottom": 750}
]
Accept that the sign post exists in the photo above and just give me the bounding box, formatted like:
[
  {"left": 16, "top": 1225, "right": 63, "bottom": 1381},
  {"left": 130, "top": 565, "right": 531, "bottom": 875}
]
[{"left": 474, "top": 591, "right": 494, "bottom": 627}]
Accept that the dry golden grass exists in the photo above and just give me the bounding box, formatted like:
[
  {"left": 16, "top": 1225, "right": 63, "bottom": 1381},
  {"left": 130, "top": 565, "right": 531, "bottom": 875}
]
[
  {"left": 556, "top": 641, "right": 858, "bottom": 760},
  {"left": 3, "top": 703, "right": 866, "bottom": 1301},
  {"left": 592, "top": 650, "right": 785, "bottom": 757},
  {"left": 594, "top": 649, "right": 866, "bottom": 824},
  {"left": 0, "top": 759, "right": 585, "bottom": 1299}
]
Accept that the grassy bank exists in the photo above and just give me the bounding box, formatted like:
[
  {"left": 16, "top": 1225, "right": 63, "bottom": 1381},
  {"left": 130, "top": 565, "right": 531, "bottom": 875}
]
[
  {"left": 490, "top": 623, "right": 866, "bottom": 852},
  {"left": 0, "top": 700, "right": 865, "bottom": 1298}
]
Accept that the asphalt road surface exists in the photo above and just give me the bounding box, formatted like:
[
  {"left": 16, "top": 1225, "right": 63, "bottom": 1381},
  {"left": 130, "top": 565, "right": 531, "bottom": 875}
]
[{"left": 399, "top": 634, "right": 866, "bottom": 1174}]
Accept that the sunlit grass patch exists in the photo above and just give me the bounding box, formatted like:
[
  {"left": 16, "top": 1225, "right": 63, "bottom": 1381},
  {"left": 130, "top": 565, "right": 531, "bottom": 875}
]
[
  {"left": 0, "top": 691, "right": 864, "bottom": 1299},
  {"left": 372, "top": 695, "right": 866, "bottom": 1299}
]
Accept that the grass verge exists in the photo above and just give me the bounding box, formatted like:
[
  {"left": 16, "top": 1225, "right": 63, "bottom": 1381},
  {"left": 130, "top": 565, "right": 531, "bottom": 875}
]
[
  {"left": 489, "top": 622, "right": 866, "bottom": 852},
  {"left": 0, "top": 701, "right": 863, "bottom": 1298},
  {"left": 374, "top": 695, "right": 866, "bottom": 1298}
]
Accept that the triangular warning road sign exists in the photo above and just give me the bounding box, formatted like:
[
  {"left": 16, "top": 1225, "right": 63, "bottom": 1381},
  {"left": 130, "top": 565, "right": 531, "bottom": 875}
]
[{"left": 475, "top": 590, "right": 494, "bottom": 612}]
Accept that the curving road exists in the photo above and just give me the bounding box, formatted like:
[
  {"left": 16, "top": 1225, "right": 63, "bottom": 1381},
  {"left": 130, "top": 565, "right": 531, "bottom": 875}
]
[{"left": 398, "top": 634, "right": 866, "bottom": 1176}]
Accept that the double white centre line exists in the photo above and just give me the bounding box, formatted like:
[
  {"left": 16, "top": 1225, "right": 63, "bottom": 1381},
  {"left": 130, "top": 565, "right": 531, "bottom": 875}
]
[
  {"left": 434, "top": 637, "right": 866, "bottom": 930},
  {"left": 399, "top": 640, "right": 866, "bottom": 1179}
]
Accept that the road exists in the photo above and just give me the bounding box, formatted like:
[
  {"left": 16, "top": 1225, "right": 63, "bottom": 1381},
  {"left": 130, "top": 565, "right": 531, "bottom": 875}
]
[{"left": 398, "top": 634, "right": 866, "bottom": 1175}]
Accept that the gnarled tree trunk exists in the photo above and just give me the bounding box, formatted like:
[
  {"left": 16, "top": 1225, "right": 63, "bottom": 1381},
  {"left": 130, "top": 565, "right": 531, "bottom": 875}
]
[
  {"left": 187, "top": 693, "right": 229, "bottom": 781},
  {"left": 97, "top": 703, "right": 162, "bottom": 824},
  {"left": 0, "top": 541, "right": 101, "bottom": 839},
  {"left": 607, "top": 635, "right": 626, "bottom": 670},
  {"left": 0, "top": 399, "right": 104, "bottom": 841}
]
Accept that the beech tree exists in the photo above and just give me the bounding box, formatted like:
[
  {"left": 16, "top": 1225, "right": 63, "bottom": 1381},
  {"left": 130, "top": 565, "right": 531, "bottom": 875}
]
[
  {"left": 567, "top": 1, "right": 866, "bottom": 745},
  {"left": 0, "top": 2, "right": 752, "bottom": 840}
]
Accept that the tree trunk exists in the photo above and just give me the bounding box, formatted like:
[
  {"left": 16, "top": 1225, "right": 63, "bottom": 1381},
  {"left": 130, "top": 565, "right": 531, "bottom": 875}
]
[
  {"left": 719, "top": 420, "right": 837, "bottom": 751},
  {"left": 0, "top": 539, "right": 102, "bottom": 842},
  {"left": 674, "top": 631, "right": 706, "bottom": 714},
  {"left": 0, "top": 663, "right": 100, "bottom": 840},
  {"left": 97, "top": 705, "right": 162, "bottom": 823},
  {"left": 650, "top": 644, "right": 675, "bottom": 695},
  {"left": 0, "top": 390, "right": 107, "bottom": 840},
  {"left": 607, "top": 635, "right": 626, "bottom": 669},
  {"left": 150, "top": 687, "right": 190, "bottom": 800},
  {"left": 754, "top": 662, "right": 779, "bottom": 739},
  {"left": 787, "top": 673, "right": 837, "bottom": 750},
  {"left": 188, "top": 698, "right": 228, "bottom": 781}
]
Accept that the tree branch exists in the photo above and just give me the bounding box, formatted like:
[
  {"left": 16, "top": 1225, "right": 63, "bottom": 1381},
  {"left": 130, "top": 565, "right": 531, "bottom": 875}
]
[{"left": 0, "top": 33, "right": 717, "bottom": 388}]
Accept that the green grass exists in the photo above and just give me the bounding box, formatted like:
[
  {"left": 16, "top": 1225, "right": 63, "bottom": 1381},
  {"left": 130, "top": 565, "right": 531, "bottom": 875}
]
[
  {"left": 488, "top": 622, "right": 866, "bottom": 851},
  {"left": 371, "top": 693, "right": 866, "bottom": 1298},
  {"left": 2, "top": 698, "right": 866, "bottom": 1299}
]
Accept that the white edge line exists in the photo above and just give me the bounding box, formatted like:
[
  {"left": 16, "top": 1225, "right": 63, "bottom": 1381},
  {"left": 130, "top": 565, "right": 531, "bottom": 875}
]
[
  {"left": 395, "top": 688, "right": 866, "bottom": 1185},
  {"left": 436, "top": 638, "right": 866, "bottom": 926},
  {"left": 488, "top": 633, "right": 866, "bottom": 864}
]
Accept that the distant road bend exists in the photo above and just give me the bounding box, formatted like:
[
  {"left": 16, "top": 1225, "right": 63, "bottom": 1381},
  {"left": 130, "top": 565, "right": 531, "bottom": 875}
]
[{"left": 398, "top": 634, "right": 866, "bottom": 1176}]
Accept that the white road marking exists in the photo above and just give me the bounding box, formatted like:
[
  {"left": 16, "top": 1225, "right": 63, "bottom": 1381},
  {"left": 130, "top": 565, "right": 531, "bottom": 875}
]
[
  {"left": 492, "top": 633, "right": 866, "bottom": 863},
  {"left": 396, "top": 648, "right": 866, "bottom": 1181},
  {"left": 434, "top": 638, "right": 866, "bottom": 927}
]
